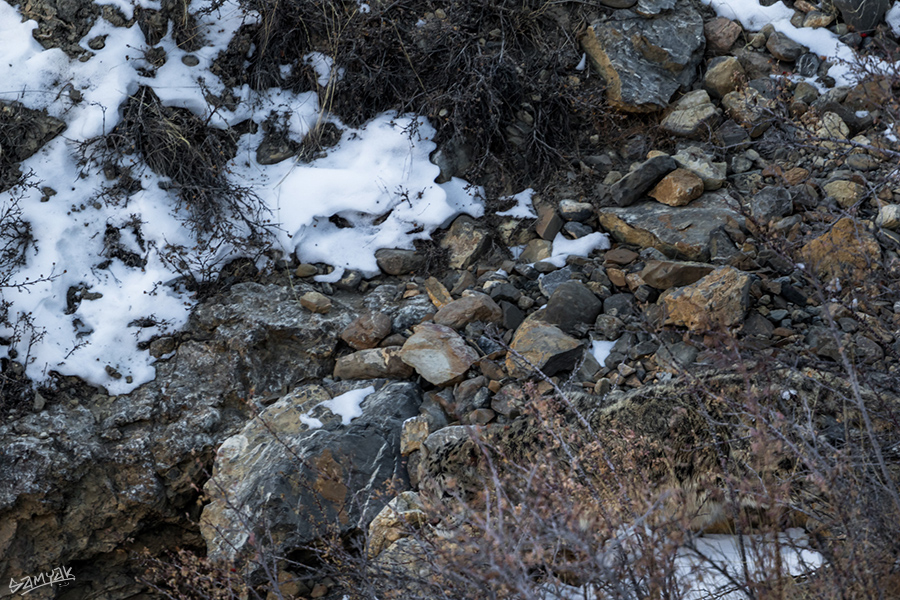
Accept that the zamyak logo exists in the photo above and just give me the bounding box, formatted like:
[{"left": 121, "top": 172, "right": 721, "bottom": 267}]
[{"left": 8, "top": 566, "right": 74, "bottom": 595}]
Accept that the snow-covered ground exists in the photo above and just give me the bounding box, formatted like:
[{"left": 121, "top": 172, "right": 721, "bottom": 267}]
[{"left": 0, "top": 0, "right": 894, "bottom": 396}]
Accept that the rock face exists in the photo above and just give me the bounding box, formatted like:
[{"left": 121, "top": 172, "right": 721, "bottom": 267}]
[
  {"left": 663, "top": 266, "right": 752, "bottom": 331},
  {"left": 200, "top": 382, "right": 421, "bottom": 565},
  {"left": 597, "top": 191, "right": 744, "bottom": 261},
  {"left": 581, "top": 4, "right": 705, "bottom": 112},
  {"left": 399, "top": 324, "right": 479, "bottom": 385},
  {"left": 0, "top": 282, "right": 352, "bottom": 595}
]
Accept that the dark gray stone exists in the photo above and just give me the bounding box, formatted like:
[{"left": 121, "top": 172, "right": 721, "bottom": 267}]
[
  {"left": 795, "top": 53, "right": 821, "bottom": 78},
  {"left": 563, "top": 222, "right": 595, "bottom": 239},
  {"left": 608, "top": 155, "right": 677, "bottom": 207},
  {"left": 582, "top": 4, "right": 705, "bottom": 111},
  {"left": 538, "top": 267, "right": 573, "bottom": 297},
  {"left": 603, "top": 293, "right": 635, "bottom": 319},
  {"left": 541, "top": 281, "right": 603, "bottom": 335},
  {"left": 375, "top": 248, "right": 425, "bottom": 275},
  {"left": 833, "top": 0, "right": 890, "bottom": 32},
  {"left": 750, "top": 186, "right": 792, "bottom": 222},
  {"left": 766, "top": 31, "right": 808, "bottom": 62}
]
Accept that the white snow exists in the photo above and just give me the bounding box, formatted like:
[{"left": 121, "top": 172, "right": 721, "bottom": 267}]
[
  {"left": 496, "top": 188, "right": 538, "bottom": 219},
  {"left": 701, "top": 0, "right": 889, "bottom": 87},
  {"left": 888, "top": 2, "right": 900, "bottom": 37},
  {"left": 590, "top": 339, "right": 617, "bottom": 366},
  {"left": 0, "top": 0, "right": 510, "bottom": 393},
  {"left": 299, "top": 386, "right": 375, "bottom": 428},
  {"left": 544, "top": 232, "right": 611, "bottom": 268}
]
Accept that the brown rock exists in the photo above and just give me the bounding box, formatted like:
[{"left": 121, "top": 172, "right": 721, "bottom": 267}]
[
  {"left": 399, "top": 324, "right": 479, "bottom": 385},
  {"left": 506, "top": 318, "right": 583, "bottom": 378},
  {"left": 535, "top": 205, "right": 564, "bottom": 241},
  {"left": 823, "top": 180, "right": 865, "bottom": 208},
  {"left": 640, "top": 259, "right": 715, "bottom": 289},
  {"left": 519, "top": 239, "right": 553, "bottom": 263},
  {"left": 367, "top": 492, "right": 427, "bottom": 559},
  {"left": 803, "top": 10, "right": 834, "bottom": 28},
  {"left": 604, "top": 247, "right": 639, "bottom": 265},
  {"left": 663, "top": 266, "right": 752, "bottom": 331},
  {"left": 300, "top": 291, "right": 332, "bottom": 313},
  {"left": 341, "top": 312, "right": 392, "bottom": 350},
  {"left": 424, "top": 276, "right": 453, "bottom": 308},
  {"left": 703, "top": 56, "right": 745, "bottom": 99},
  {"left": 440, "top": 215, "right": 489, "bottom": 269},
  {"left": 783, "top": 167, "right": 810, "bottom": 186},
  {"left": 333, "top": 347, "right": 414, "bottom": 380},
  {"left": 648, "top": 168, "right": 705, "bottom": 207},
  {"left": 400, "top": 417, "right": 430, "bottom": 456},
  {"left": 433, "top": 293, "right": 503, "bottom": 329},
  {"left": 800, "top": 217, "right": 881, "bottom": 282},
  {"left": 704, "top": 17, "right": 742, "bottom": 55}
]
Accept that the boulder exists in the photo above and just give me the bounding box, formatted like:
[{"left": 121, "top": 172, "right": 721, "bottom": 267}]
[
  {"left": 663, "top": 266, "right": 752, "bottom": 331},
  {"left": 375, "top": 248, "right": 425, "bottom": 275},
  {"left": 704, "top": 56, "right": 745, "bottom": 99},
  {"left": 506, "top": 318, "right": 583, "bottom": 378},
  {"left": 597, "top": 191, "right": 744, "bottom": 261},
  {"left": 722, "top": 87, "right": 774, "bottom": 138},
  {"left": 201, "top": 382, "right": 421, "bottom": 566},
  {"left": 399, "top": 324, "right": 479, "bottom": 385},
  {"left": 704, "top": 17, "right": 743, "bottom": 55},
  {"left": 766, "top": 32, "right": 808, "bottom": 61},
  {"left": 0, "top": 283, "right": 352, "bottom": 593},
  {"left": 833, "top": 0, "right": 890, "bottom": 32},
  {"left": 581, "top": 4, "right": 705, "bottom": 112}
]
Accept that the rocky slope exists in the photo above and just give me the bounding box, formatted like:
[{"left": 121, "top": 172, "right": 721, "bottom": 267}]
[{"left": 2, "top": 0, "right": 900, "bottom": 598}]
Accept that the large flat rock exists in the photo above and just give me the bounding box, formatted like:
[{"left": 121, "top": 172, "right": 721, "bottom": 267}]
[{"left": 597, "top": 191, "right": 744, "bottom": 261}]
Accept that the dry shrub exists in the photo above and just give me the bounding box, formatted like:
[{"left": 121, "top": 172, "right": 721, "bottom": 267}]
[{"left": 214, "top": 0, "right": 637, "bottom": 193}]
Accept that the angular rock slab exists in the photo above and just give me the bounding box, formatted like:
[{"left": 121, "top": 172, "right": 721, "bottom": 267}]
[
  {"left": 201, "top": 382, "right": 421, "bottom": 565},
  {"left": 663, "top": 266, "right": 751, "bottom": 331},
  {"left": 506, "top": 318, "right": 583, "bottom": 378},
  {"left": 597, "top": 191, "right": 745, "bottom": 261},
  {"left": 400, "top": 323, "right": 478, "bottom": 385},
  {"left": 581, "top": 4, "right": 705, "bottom": 112},
  {"left": 660, "top": 90, "right": 722, "bottom": 139}
]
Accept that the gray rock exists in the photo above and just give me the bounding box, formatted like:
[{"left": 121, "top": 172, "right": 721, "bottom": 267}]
[
  {"left": 672, "top": 147, "right": 727, "bottom": 191},
  {"left": 538, "top": 267, "right": 574, "bottom": 297},
  {"left": 608, "top": 155, "right": 677, "bottom": 207},
  {"left": 660, "top": 90, "right": 722, "bottom": 139},
  {"left": 766, "top": 31, "right": 808, "bottom": 61},
  {"left": 375, "top": 248, "right": 425, "bottom": 275},
  {"left": 750, "top": 186, "right": 792, "bottom": 221},
  {"left": 559, "top": 199, "right": 595, "bottom": 222},
  {"left": 833, "top": 0, "right": 890, "bottom": 32},
  {"left": 400, "top": 324, "right": 478, "bottom": 386},
  {"left": 603, "top": 293, "right": 636, "bottom": 319},
  {"left": 704, "top": 56, "right": 745, "bottom": 99},
  {"left": 506, "top": 319, "right": 584, "bottom": 378},
  {"left": 541, "top": 281, "right": 603, "bottom": 335},
  {"left": 334, "top": 348, "right": 415, "bottom": 379},
  {"left": 598, "top": 191, "right": 744, "bottom": 262},
  {"left": 795, "top": 53, "right": 821, "bottom": 78},
  {"left": 201, "top": 382, "right": 421, "bottom": 566},
  {"left": 640, "top": 259, "right": 715, "bottom": 289},
  {"left": 563, "top": 221, "right": 595, "bottom": 239},
  {"left": 433, "top": 293, "right": 503, "bottom": 329},
  {"left": 582, "top": 4, "right": 705, "bottom": 112}
]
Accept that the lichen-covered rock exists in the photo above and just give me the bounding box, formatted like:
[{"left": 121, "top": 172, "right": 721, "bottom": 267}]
[
  {"left": 334, "top": 347, "right": 414, "bottom": 379},
  {"left": 440, "top": 215, "right": 489, "bottom": 269},
  {"left": 581, "top": 4, "right": 705, "bottom": 112},
  {"left": 800, "top": 217, "right": 882, "bottom": 282},
  {"left": 399, "top": 324, "right": 478, "bottom": 385},
  {"left": 660, "top": 90, "right": 722, "bottom": 139},
  {"left": 201, "top": 382, "right": 421, "bottom": 566},
  {"left": 663, "top": 266, "right": 752, "bottom": 331}
]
